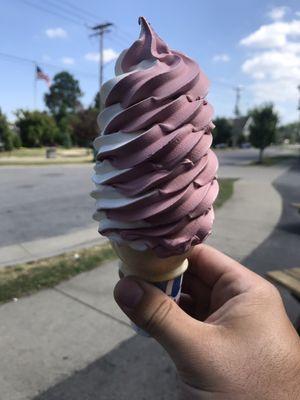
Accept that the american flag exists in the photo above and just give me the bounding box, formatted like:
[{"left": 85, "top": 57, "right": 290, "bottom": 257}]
[{"left": 36, "top": 66, "right": 51, "bottom": 87}]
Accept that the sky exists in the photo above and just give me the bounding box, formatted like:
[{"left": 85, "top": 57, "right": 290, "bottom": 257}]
[{"left": 1, "top": 0, "right": 300, "bottom": 124}]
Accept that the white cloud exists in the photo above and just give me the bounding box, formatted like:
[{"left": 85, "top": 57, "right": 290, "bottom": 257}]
[
  {"left": 242, "top": 50, "right": 300, "bottom": 81},
  {"left": 240, "top": 18, "right": 300, "bottom": 122},
  {"left": 267, "top": 6, "right": 289, "bottom": 21},
  {"left": 61, "top": 57, "right": 75, "bottom": 65},
  {"left": 45, "top": 27, "right": 67, "bottom": 39},
  {"left": 212, "top": 53, "right": 230, "bottom": 62},
  {"left": 84, "top": 48, "right": 119, "bottom": 64},
  {"left": 240, "top": 20, "right": 300, "bottom": 48}
]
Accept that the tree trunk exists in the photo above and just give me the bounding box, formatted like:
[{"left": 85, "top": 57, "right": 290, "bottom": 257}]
[{"left": 258, "top": 148, "right": 264, "bottom": 164}]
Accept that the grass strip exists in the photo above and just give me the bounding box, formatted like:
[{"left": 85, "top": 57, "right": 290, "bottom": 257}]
[
  {"left": 0, "top": 244, "right": 116, "bottom": 304},
  {"left": 251, "top": 153, "right": 299, "bottom": 166},
  {"left": 214, "top": 178, "right": 236, "bottom": 209},
  {"left": 0, "top": 159, "right": 92, "bottom": 166}
]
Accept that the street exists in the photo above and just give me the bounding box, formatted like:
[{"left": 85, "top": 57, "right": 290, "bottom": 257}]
[
  {"left": 0, "top": 146, "right": 293, "bottom": 247},
  {"left": 0, "top": 164, "right": 96, "bottom": 247}
]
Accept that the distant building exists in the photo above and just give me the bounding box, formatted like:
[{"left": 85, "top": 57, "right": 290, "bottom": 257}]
[{"left": 228, "top": 116, "right": 252, "bottom": 147}]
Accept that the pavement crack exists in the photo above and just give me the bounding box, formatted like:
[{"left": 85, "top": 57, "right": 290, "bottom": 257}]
[{"left": 53, "top": 287, "right": 131, "bottom": 329}]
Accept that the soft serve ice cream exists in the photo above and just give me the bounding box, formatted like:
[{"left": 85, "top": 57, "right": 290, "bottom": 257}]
[{"left": 92, "top": 17, "right": 219, "bottom": 258}]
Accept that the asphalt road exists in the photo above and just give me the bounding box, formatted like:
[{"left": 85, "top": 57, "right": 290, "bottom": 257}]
[
  {"left": 0, "top": 165, "right": 96, "bottom": 247},
  {"left": 0, "top": 146, "right": 296, "bottom": 248}
]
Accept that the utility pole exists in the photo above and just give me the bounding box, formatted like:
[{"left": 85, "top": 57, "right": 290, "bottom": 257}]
[
  {"left": 90, "top": 22, "right": 113, "bottom": 111},
  {"left": 233, "top": 85, "right": 243, "bottom": 117}
]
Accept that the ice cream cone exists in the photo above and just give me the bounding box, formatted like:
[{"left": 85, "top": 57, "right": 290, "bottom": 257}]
[{"left": 111, "top": 241, "right": 189, "bottom": 282}]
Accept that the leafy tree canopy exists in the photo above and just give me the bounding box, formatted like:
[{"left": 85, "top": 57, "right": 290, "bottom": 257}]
[
  {"left": 0, "top": 109, "right": 21, "bottom": 151},
  {"left": 249, "top": 103, "right": 279, "bottom": 162},
  {"left": 44, "top": 71, "right": 83, "bottom": 120},
  {"left": 15, "top": 110, "right": 58, "bottom": 147}
]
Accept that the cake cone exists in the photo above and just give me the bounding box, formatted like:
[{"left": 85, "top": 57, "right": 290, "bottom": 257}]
[{"left": 111, "top": 241, "right": 189, "bottom": 282}]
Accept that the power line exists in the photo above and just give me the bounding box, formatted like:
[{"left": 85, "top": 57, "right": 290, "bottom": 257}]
[
  {"left": 0, "top": 51, "right": 97, "bottom": 79},
  {"left": 56, "top": 0, "right": 102, "bottom": 23},
  {"left": 116, "top": 26, "right": 136, "bottom": 42},
  {"left": 44, "top": 0, "right": 96, "bottom": 25},
  {"left": 106, "top": 34, "right": 129, "bottom": 49},
  {"left": 19, "top": 0, "right": 85, "bottom": 26}
]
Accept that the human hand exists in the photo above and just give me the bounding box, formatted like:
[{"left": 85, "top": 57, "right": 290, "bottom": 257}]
[{"left": 114, "top": 245, "right": 300, "bottom": 400}]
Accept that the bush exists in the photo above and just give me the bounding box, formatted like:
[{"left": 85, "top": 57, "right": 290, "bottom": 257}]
[
  {"left": 55, "top": 131, "right": 72, "bottom": 148},
  {"left": 3, "top": 130, "right": 14, "bottom": 151},
  {"left": 0, "top": 110, "right": 14, "bottom": 151},
  {"left": 70, "top": 107, "right": 98, "bottom": 147},
  {"left": 15, "top": 110, "right": 59, "bottom": 147},
  {"left": 12, "top": 133, "right": 22, "bottom": 148}
]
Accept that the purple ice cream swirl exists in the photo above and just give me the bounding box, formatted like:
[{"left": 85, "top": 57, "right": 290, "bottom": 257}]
[{"left": 92, "top": 17, "right": 219, "bottom": 257}]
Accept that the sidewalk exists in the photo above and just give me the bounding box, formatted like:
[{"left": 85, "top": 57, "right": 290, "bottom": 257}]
[
  {"left": 0, "top": 164, "right": 289, "bottom": 400},
  {"left": 208, "top": 164, "right": 284, "bottom": 260},
  {"left": 0, "top": 225, "right": 103, "bottom": 268}
]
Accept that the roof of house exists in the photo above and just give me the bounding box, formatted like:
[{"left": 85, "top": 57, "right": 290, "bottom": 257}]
[{"left": 228, "top": 116, "right": 252, "bottom": 135}]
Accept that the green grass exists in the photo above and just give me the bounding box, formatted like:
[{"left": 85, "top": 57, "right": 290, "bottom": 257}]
[
  {"left": 0, "top": 244, "right": 116, "bottom": 304},
  {"left": 0, "top": 147, "right": 46, "bottom": 157},
  {"left": 251, "top": 153, "right": 299, "bottom": 166},
  {"left": 0, "top": 159, "right": 92, "bottom": 166},
  {"left": 0, "top": 178, "right": 235, "bottom": 304},
  {"left": 215, "top": 178, "right": 236, "bottom": 209},
  {"left": 0, "top": 147, "right": 93, "bottom": 165}
]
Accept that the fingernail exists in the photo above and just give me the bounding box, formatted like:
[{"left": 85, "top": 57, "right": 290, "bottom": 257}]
[{"left": 114, "top": 278, "right": 144, "bottom": 310}]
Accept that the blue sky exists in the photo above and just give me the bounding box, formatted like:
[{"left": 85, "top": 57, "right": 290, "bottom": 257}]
[{"left": 1, "top": 0, "right": 299, "bottom": 124}]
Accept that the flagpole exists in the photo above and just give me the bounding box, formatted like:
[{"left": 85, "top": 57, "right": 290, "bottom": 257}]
[{"left": 34, "top": 63, "right": 37, "bottom": 109}]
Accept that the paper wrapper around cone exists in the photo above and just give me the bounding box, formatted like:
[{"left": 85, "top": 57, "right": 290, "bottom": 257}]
[{"left": 110, "top": 241, "right": 189, "bottom": 282}]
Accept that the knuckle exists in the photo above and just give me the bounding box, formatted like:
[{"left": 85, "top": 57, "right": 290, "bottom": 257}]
[
  {"left": 144, "top": 298, "right": 174, "bottom": 336},
  {"left": 257, "top": 280, "right": 282, "bottom": 303}
]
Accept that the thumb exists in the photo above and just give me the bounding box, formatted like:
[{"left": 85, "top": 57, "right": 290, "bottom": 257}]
[{"left": 114, "top": 276, "right": 204, "bottom": 363}]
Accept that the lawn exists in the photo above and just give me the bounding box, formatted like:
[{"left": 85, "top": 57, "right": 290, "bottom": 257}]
[
  {"left": 0, "top": 178, "right": 235, "bottom": 303},
  {"left": 251, "top": 152, "right": 299, "bottom": 166},
  {"left": 0, "top": 147, "right": 93, "bottom": 165}
]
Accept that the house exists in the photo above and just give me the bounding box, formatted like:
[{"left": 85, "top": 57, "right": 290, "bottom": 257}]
[{"left": 228, "top": 116, "right": 253, "bottom": 147}]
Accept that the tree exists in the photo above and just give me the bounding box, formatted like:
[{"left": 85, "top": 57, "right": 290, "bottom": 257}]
[
  {"left": 277, "top": 122, "right": 299, "bottom": 144},
  {"left": 44, "top": 71, "right": 83, "bottom": 121},
  {"left": 0, "top": 109, "right": 20, "bottom": 151},
  {"left": 55, "top": 115, "right": 73, "bottom": 148},
  {"left": 70, "top": 107, "right": 99, "bottom": 147},
  {"left": 16, "top": 110, "right": 58, "bottom": 147},
  {"left": 93, "top": 92, "right": 101, "bottom": 110},
  {"left": 212, "top": 118, "right": 233, "bottom": 146},
  {"left": 249, "top": 104, "right": 278, "bottom": 163}
]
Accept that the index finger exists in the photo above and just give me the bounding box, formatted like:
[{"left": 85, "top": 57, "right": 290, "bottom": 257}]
[{"left": 187, "top": 244, "right": 259, "bottom": 289}]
